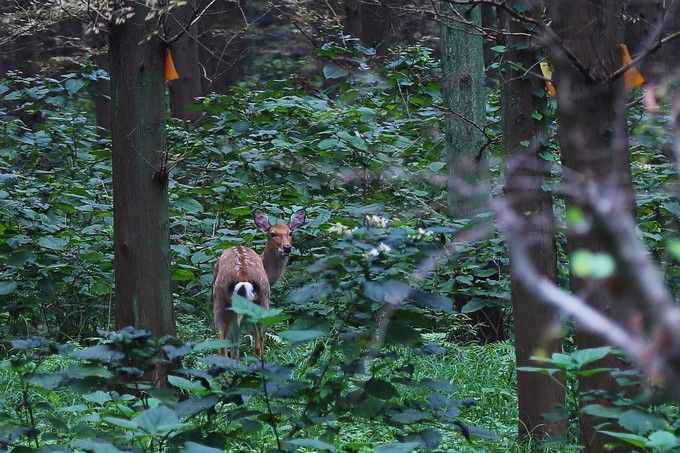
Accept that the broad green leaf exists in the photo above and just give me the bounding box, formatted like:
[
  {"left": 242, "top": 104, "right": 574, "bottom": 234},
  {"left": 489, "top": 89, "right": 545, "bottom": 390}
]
[
  {"left": 646, "top": 431, "right": 678, "bottom": 451},
  {"left": 279, "top": 329, "right": 326, "bottom": 344},
  {"left": 64, "top": 78, "right": 86, "bottom": 95},
  {"left": 323, "top": 63, "right": 349, "bottom": 79},
  {"left": 582, "top": 404, "right": 622, "bottom": 419},
  {"left": 28, "top": 373, "right": 64, "bottom": 390},
  {"left": 191, "top": 339, "right": 234, "bottom": 353},
  {"left": 284, "top": 439, "right": 336, "bottom": 452},
  {"left": 72, "top": 439, "right": 125, "bottom": 453},
  {"left": 375, "top": 442, "right": 421, "bottom": 453},
  {"left": 230, "top": 295, "right": 283, "bottom": 323},
  {"left": 83, "top": 390, "right": 112, "bottom": 405},
  {"left": 618, "top": 409, "right": 666, "bottom": 435},
  {"left": 175, "top": 197, "right": 204, "bottom": 214},
  {"left": 0, "top": 281, "right": 17, "bottom": 295},
  {"left": 133, "top": 405, "right": 181, "bottom": 434},
  {"left": 38, "top": 235, "right": 68, "bottom": 251},
  {"left": 168, "top": 375, "right": 206, "bottom": 394},
  {"left": 571, "top": 347, "right": 611, "bottom": 368}
]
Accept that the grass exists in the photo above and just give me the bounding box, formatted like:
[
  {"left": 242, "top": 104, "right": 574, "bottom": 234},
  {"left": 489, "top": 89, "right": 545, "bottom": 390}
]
[{"left": 0, "top": 315, "right": 580, "bottom": 452}]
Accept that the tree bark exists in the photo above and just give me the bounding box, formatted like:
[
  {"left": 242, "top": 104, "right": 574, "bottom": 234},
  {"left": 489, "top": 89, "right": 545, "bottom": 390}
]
[
  {"left": 109, "top": 2, "right": 176, "bottom": 338},
  {"left": 441, "top": 2, "right": 487, "bottom": 219},
  {"left": 546, "top": 1, "right": 633, "bottom": 451},
  {"left": 168, "top": 0, "right": 203, "bottom": 121},
  {"left": 502, "top": 0, "right": 565, "bottom": 442}
]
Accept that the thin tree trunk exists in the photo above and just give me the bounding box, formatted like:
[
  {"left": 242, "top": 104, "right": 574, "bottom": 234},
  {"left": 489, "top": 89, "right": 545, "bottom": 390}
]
[
  {"left": 109, "top": 2, "right": 176, "bottom": 338},
  {"left": 442, "top": 3, "right": 501, "bottom": 343},
  {"left": 547, "top": 1, "right": 633, "bottom": 451},
  {"left": 168, "top": 0, "right": 203, "bottom": 121},
  {"left": 503, "top": 0, "right": 565, "bottom": 442}
]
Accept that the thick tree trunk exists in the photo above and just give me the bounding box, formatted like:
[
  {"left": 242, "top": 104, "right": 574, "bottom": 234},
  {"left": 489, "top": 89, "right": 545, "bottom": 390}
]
[
  {"left": 502, "top": 0, "right": 565, "bottom": 442},
  {"left": 168, "top": 0, "right": 203, "bottom": 121},
  {"left": 109, "top": 2, "right": 176, "bottom": 338},
  {"left": 441, "top": 3, "right": 487, "bottom": 219},
  {"left": 547, "top": 1, "right": 633, "bottom": 451}
]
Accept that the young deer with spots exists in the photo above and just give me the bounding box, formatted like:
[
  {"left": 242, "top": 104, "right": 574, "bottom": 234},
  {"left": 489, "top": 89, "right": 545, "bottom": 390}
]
[{"left": 212, "top": 208, "right": 306, "bottom": 358}]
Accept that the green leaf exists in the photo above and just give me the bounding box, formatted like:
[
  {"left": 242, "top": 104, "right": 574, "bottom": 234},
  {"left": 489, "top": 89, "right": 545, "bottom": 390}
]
[
  {"left": 323, "top": 63, "right": 349, "bottom": 79},
  {"left": 490, "top": 45, "right": 507, "bottom": 53},
  {"left": 571, "top": 250, "right": 615, "bottom": 279},
  {"left": 38, "top": 235, "right": 68, "bottom": 251},
  {"left": 168, "top": 375, "right": 206, "bottom": 394},
  {"left": 279, "top": 329, "right": 326, "bottom": 344},
  {"left": 83, "top": 390, "right": 112, "bottom": 405},
  {"left": 318, "top": 138, "right": 340, "bottom": 150},
  {"left": 428, "top": 161, "right": 446, "bottom": 172},
  {"left": 175, "top": 396, "right": 219, "bottom": 418},
  {"left": 571, "top": 347, "right": 611, "bottom": 368},
  {"left": 64, "top": 78, "right": 86, "bottom": 95},
  {"left": 0, "top": 281, "right": 17, "bottom": 295},
  {"left": 28, "top": 373, "right": 64, "bottom": 390},
  {"left": 103, "top": 416, "right": 138, "bottom": 430},
  {"left": 72, "top": 439, "right": 126, "bottom": 453},
  {"left": 284, "top": 439, "right": 336, "bottom": 452},
  {"left": 618, "top": 409, "right": 666, "bottom": 435},
  {"left": 230, "top": 295, "right": 283, "bottom": 323},
  {"left": 646, "top": 431, "right": 678, "bottom": 451},
  {"left": 191, "top": 339, "right": 234, "bottom": 353},
  {"left": 461, "top": 299, "right": 491, "bottom": 314},
  {"left": 667, "top": 239, "right": 680, "bottom": 261},
  {"left": 582, "top": 404, "right": 622, "bottom": 419},
  {"left": 175, "top": 197, "right": 204, "bottom": 214},
  {"left": 517, "top": 366, "right": 559, "bottom": 377},
  {"left": 133, "top": 405, "right": 181, "bottom": 434},
  {"left": 71, "top": 345, "right": 124, "bottom": 362},
  {"left": 375, "top": 442, "right": 421, "bottom": 453},
  {"left": 599, "top": 431, "right": 648, "bottom": 448}
]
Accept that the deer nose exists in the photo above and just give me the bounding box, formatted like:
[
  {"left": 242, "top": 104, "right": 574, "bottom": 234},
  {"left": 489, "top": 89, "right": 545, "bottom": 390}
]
[{"left": 282, "top": 245, "right": 292, "bottom": 254}]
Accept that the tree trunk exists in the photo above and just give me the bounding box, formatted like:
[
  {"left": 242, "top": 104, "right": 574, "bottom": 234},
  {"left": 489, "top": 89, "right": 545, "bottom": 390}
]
[
  {"left": 109, "top": 2, "right": 176, "bottom": 338},
  {"left": 502, "top": 0, "right": 565, "bottom": 442},
  {"left": 168, "top": 0, "right": 203, "bottom": 121},
  {"left": 441, "top": 2, "right": 487, "bottom": 219},
  {"left": 442, "top": 3, "right": 501, "bottom": 343},
  {"left": 547, "top": 1, "right": 633, "bottom": 451}
]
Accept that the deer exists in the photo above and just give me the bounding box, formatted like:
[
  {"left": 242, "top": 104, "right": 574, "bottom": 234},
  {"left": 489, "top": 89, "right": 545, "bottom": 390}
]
[{"left": 212, "top": 208, "right": 306, "bottom": 358}]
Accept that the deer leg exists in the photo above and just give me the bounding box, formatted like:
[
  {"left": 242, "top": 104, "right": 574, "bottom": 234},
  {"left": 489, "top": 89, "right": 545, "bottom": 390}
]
[{"left": 224, "top": 309, "right": 241, "bottom": 359}]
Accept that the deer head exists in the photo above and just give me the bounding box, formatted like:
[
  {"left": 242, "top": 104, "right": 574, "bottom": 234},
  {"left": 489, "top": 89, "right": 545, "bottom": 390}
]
[{"left": 254, "top": 208, "right": 306, "bottom": 285}]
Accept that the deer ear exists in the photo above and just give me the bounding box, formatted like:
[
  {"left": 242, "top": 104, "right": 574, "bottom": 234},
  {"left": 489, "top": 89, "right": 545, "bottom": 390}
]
[
  {"left": 253, "top": 209, "right": 271, "bottom": 232},
  {"left": 288, "top": 209, "right": 306, "bottom": 231}
]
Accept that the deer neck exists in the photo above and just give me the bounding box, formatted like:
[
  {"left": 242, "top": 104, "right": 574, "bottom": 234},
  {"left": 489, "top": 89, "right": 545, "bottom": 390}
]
[{"left": 261, "top": 242, "right": 289, "bottom": 286}]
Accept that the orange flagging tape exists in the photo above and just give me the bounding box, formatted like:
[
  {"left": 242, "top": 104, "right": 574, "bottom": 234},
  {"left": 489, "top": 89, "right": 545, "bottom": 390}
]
[
  {"left": 164, "top": 48, "right": 180, "bottom": 81},
  {"left": 539, "top": 61, "right": 556, "bottom": 97},
  {"left": 619, "top": 43, "right": 644, "bottom": 89}
]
